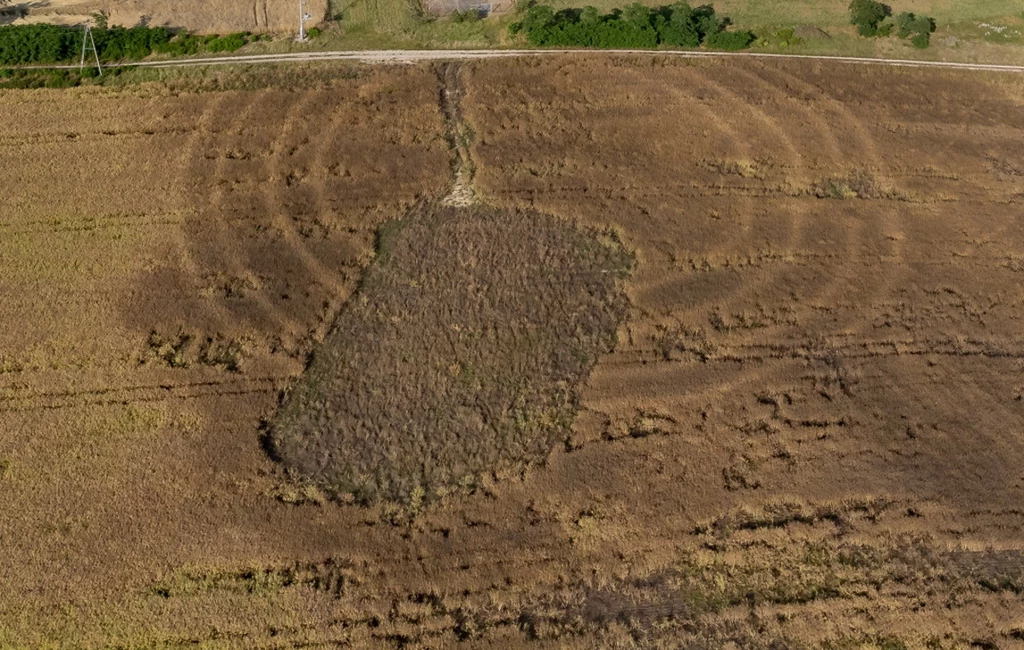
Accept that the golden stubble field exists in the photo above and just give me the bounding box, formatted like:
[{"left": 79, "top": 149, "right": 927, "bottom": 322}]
[{"left": 1, "top": 57, "right": 1023, "bottom": 648}]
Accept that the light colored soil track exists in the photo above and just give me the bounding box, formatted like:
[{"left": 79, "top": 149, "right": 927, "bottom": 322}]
[
  {"left": 135, "top": 48, "right": 1024, "bottom": 73},
  {"left": 20, "top": 48, "right": 1024, "bottom": 74}
]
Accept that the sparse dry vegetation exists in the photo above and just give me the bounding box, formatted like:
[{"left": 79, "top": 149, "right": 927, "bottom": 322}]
[{"left": 269, "top": 202, "right": 632, "bottom": 504}]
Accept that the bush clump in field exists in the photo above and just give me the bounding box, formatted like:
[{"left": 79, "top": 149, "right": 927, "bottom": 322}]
[
  {"left": 451, "top": 9, "right": 482, "bottom": 23},
  {"left": 848, "top": 0, "right": 935, "bottom": 47},
  {"left": 895, "top": 12, "right": 936, "bottom": 47},
  {"left": 509, "top": 2, "right": 755, "bottom": 50},
  {"left": 811, "top": 169, "right": 909, "bottom": 201},
  {"left": 756, "top": 27, "right": 806, "bottom": 48},
  {"left": 267, "top": 203, "right": 633, "bottom": 506}
]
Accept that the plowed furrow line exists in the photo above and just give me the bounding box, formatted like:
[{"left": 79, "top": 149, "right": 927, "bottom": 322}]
[
  {"left": 0, "top": 376, "right": 285, "bottom": 412},
  {"left": 596, "top": 339, "right": 1024, "bottom": 365},
  {"left": 0, "top": 387, "right": 278, "bottom": 413},
  {"left": 0, "top": 218, "right": 185, "bottom": 235},
  {"left": 0, "top": 128, "right": 195, "bottom": 148}
]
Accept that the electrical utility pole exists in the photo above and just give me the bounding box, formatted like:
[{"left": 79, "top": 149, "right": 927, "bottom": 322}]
[
  {"left": 298, "top": 0, "right": 312, "bottom": 41},
  {"left": 80, "top": 24, "right": 102, "bottom": 76}
]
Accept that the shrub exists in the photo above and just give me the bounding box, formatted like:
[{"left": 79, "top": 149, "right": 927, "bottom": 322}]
[
  {"left": 451, "top": 9, "right": 481, "bottom": 23},
  {"left": 705, "top": 28, "right": 755, "bottom": 50},
  {"left": 91, "top": 11, "right": 109, "bottom": 30},
  {"left": 856, "top": 21, "right": 876, "bottom": 36},
  {"left": 913, "top": 14, "right": 935, "bottom": 34},
  {"left": 848, "top": 0, "right": 891, "bottom": 36},
  {"left": 0, "top": 67, "right": 83, "bottom": 88},
  {"left": 894, "top": 10, "right": 934, "bottom": 46},
  {"left": 92, "top": 26, "right": 173, "bottom": 60},
  {"left": 154, "top": 34, "right": 202, "bottom": 56},
  {"left": 205, "top": 32, "right": 249, "bottom": 53},
  {"left": 306, "top": 27, "right": 322, "bottom": 38},
  {"left": 44, "top": 70, "right": 76, "bottom": 88},
  {"left": 895, "top": 11, "right": 914, "bottom": 37},
  {"left": 895, "top": 11, "right": 934, "bottom": 37}
]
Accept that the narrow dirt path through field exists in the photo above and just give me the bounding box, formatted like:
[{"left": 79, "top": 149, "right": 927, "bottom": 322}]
[{"left": 436, "top": 63, "right": 477, "bottom": 206}]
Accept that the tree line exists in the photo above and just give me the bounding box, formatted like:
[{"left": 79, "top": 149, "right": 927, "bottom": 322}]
[{"left": 510, "top": 2, "right": 756, "bottom": 50}]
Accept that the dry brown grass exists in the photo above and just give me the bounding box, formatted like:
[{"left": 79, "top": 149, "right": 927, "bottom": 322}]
[{"left": 2, "top": 57, "right": 1024, "bottom": 648}]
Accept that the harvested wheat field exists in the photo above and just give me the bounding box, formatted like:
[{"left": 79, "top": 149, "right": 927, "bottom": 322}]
[{"left": 1, "top": 57, "right": 1024, "bottom": 649}]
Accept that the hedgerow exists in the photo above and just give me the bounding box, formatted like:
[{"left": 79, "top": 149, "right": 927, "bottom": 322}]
[
  {"left": 0, "top": 24, "right": 253, "bottom": 66},
  {"left": 509, "top": 2, "right": 755, "bottom": 50},
  {"left": 0, "top": 25, "right": 79, "bottom": 65}
]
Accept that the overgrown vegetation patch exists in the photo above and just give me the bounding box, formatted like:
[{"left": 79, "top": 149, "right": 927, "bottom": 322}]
[{"left": 267, "top": 203, "right": 633, "bottom": 505}]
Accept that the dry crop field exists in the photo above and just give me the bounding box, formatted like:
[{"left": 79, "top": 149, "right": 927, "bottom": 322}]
[{"left": 1, "top": 57, "right": 1024, "bottom": 649}]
